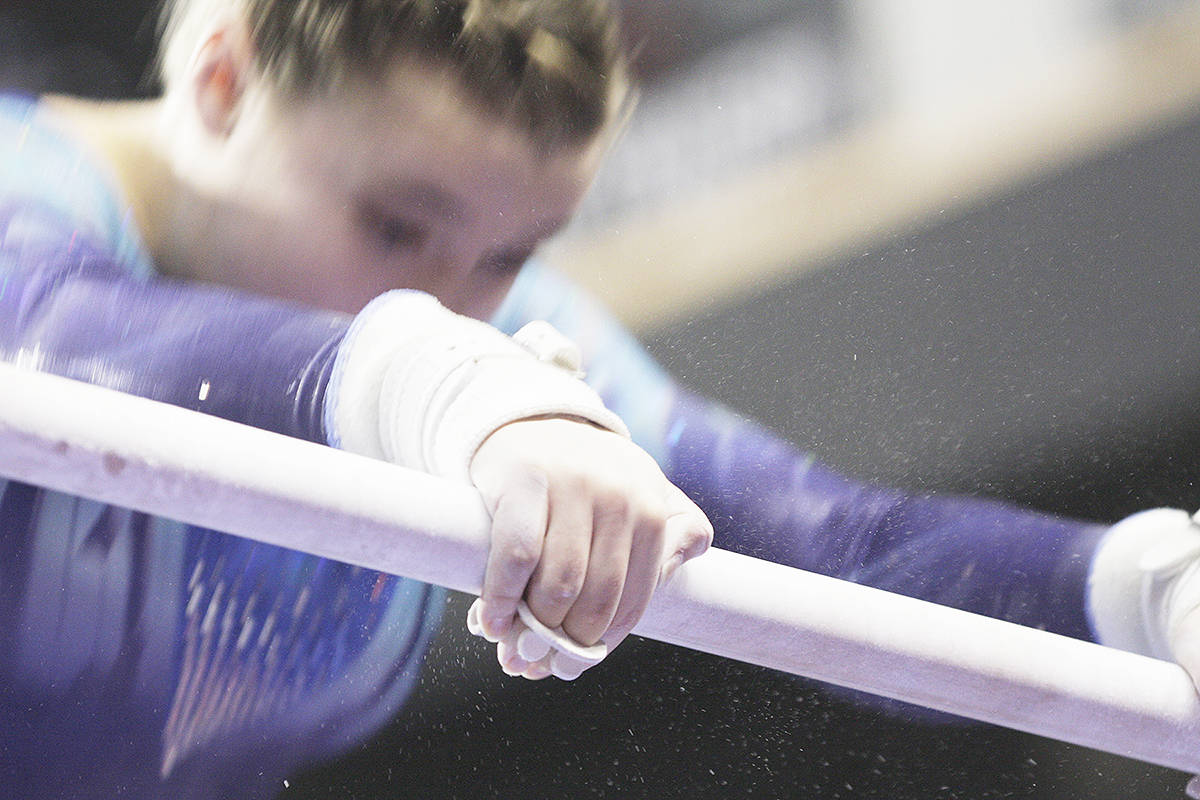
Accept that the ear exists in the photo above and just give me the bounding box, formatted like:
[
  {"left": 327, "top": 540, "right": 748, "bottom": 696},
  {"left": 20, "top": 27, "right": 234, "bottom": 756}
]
[{"left": 191, "top": 24, "right": 255, "bottom": 138}]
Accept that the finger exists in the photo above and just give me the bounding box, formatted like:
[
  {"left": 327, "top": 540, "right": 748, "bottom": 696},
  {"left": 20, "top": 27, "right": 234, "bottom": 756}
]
[
  {"left": 549, "top": 650, "right": 590, "bottom": 681},
  {"left": 480, "top": 471, "right": 549, "bottom": 639},
  {"left": 1170, "top": 605, "right": 1200, "bottom": 693},
  {"left": 523, "top": 659, "right": 552, "bottom": 681},
  {"left": 516, "top": 626, "right": 553, "bottom": 662},
  {"left": 494, "top": 618, "right": 556, "bottom": 680},
  {"left": 496, "top": 627, "right": 532, "bottom": 677},
  {"left": 561, "top": 491, "right": 638, "bottom": 646},
  {"left": 603, "top": 504, "right": 667, "bottom": 642},
  {"left": 516, "top": 600, "right": 608, "bottom": 663},
  {"left": 525, "top": 479, "right": 592, "bottom": 629},
  {"left": 466, "top": 598, "right": 500, "bottom": 642},
  {"left": 658, "top": 488, "right": 713, "bottom": 587}
]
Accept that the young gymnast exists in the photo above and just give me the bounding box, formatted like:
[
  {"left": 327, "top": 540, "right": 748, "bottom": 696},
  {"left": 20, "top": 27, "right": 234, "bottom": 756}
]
[{"left": 1, "top": 0, "right": 1198, "bottom": 796}]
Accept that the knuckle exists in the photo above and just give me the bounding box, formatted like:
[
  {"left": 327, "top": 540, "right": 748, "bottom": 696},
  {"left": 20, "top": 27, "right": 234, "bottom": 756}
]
[
  {"left": 507, "top": 464, "right": 551, "bottom": 497},
  {"left": 633, "top": 509, "right": 669, "bottom": 550},
  {"left": 554, "top": 471, "right": 587, "bottom": 498},
  {"left": 641, "top": 507, "right": 669, "bottom": 536},
  {"left": 503, "top": 537, "right": 542, "bottom": 573},
  {"left": 544, "top": 566, "right": 586, "bottom": 602},
  {"left": 687, "top": 523, "right": 713, "bottom": 555}
]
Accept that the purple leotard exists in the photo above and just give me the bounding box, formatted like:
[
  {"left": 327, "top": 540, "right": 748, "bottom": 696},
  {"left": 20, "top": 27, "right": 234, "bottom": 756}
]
[
  {"left": 493, "top": 266, "right": 1107, "bottom": 641},
  {"left": 0, "top": 93, "right": 1109, "bottom": 797},
  {"left": 0, "top": 95, "right": 442, "bottom": 799}
]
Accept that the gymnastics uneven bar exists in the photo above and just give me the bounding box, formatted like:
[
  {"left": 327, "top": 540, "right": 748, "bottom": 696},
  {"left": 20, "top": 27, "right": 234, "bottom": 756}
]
[{"left": 1, "top": 362, "right": 1199, "bottom": 775}]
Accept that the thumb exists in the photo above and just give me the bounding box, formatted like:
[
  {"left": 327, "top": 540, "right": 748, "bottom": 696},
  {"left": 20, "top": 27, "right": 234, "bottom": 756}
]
[{"left": 658, "top": 487, "right": 713, "bottom": 586}]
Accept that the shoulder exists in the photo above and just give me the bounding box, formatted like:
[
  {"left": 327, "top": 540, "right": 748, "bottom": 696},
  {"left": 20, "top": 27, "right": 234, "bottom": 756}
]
[{"left": 0, "top": 93, "right": 152, "bottom": 277}]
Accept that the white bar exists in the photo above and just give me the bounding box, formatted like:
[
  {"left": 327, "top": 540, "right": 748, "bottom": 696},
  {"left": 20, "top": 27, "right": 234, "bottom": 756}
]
[{"left": 1, "top": 362, "right": 1199, "bottom": 773}]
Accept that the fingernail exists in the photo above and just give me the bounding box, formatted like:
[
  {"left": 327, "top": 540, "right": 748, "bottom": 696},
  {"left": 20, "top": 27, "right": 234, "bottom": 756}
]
[
  {"left": 525, "top": 663, "right": 552, "bottom": 680},
  {"left": 498, "top": 645, "right": 530, "bottom": 676},
  {"left": 471, "top": 606, "right": 502, "bottom": 643},
  {"left": 500, "top": 656, "right": 528, "bottom": 677},
  {"left": 466, "top": 602, "right": 485, "bottom": 637},
  {"left": 550, "top": 655, "right": 586, "bottom": 681},
  {"left": 552, "top": 664, "right": 585, "bottom": 681},
  {"left": 517, "top": 629, "right": 552, "bottom": 662},
  {"left": 485, "top": 613, "right": 512, "bottom": 639}
]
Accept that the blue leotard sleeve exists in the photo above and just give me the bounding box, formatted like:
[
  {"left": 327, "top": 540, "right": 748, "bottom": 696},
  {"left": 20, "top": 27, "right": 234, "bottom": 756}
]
[{"left": 493, "top": 262, "right": 1109, "bottom": 642}]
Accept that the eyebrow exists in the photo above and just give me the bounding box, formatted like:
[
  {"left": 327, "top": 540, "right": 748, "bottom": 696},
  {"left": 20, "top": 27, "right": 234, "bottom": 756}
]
[
  {"left": 368, "top": 181, "right": 573, "bottom": 246},
  {"left": 377, "top": 180, "right": 468, "bottom": 221}
]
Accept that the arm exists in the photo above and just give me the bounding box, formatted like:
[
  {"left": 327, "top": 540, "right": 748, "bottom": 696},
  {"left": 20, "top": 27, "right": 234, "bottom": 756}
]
[
  {"left": 494, "top": 262, "right": 1108, "bottom": 641},
  {"left": 0, "top": 204, "right": 627, "bottom": 459},
  {"left": 662, "top": 392, "right": 1106, "bottom": 640},
  {"left": 0, "top": 209, "right": 346, "bottom": 443},
  {"left": 0, "top": 207, "right": 711, "bottom": 681}
]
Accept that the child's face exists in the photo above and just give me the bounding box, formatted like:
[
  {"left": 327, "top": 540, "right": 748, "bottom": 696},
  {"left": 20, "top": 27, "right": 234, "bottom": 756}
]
[{"left": 202, "top": 62, "right": 602, "bottom": 319}]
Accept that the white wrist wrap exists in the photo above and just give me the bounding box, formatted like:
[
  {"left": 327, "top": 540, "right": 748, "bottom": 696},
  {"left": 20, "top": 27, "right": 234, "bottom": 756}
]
[
  {"left": 1088, "top": 508, "right": 1200, "bottom": 659},
  {"left": 327, "top": 291, "right": 629, "bottom": 480}
]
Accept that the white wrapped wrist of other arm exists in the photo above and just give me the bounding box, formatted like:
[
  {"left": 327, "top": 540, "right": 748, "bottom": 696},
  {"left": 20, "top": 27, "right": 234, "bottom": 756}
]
[
  {"left": 1088, "top": 508, "right": 1200, "bottom": 660},
  {"left": 326, "top": 290, "right": 629, "bottom": 480}
]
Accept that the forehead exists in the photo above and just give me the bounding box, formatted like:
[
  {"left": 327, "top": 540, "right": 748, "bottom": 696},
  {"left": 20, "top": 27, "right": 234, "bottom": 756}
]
[{"left": 282, "top": 62, "right": 605, "bottom": 212}]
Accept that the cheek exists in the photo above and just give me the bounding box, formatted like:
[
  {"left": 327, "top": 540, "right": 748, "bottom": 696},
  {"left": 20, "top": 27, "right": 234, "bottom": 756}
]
[
  {"left": 442, "top": 271, "right": 522, "bottom": 321},
  {"left": 284, "top": 196, "right": 414, "bottom": 312},
  {"left": 244, "top": 223, "right": 385, "bottom": 314}
]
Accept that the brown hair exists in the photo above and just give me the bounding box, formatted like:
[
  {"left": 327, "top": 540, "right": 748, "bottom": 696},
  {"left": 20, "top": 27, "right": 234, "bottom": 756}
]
[{"left": 159, "top": 0, "right": 629, "bottom": 152}]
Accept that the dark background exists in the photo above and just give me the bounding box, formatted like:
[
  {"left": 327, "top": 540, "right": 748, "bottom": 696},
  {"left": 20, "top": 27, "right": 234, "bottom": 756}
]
[{"left": 6, "top": 2, "right": 1200, "bottom": 797}]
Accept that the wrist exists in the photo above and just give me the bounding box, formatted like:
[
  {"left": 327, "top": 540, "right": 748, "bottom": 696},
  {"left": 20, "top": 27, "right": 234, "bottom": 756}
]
[{"left": 327, "top": 290, "right": 628, "bottom": 480}]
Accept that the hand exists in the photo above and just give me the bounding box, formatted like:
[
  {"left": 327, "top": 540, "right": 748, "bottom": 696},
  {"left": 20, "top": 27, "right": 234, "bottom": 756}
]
[
  {"left": 1172, "top": 602, "right": 1200, "bottom": 691},
  {"left": 1143, "top": 522, "right": 1200, "bottom": 688},
  {"left": 1090, "top": 509, "right": 1200, "bottom": 798},
  {"left": 1138, "top": 512, "right": 1200, "bottom": 800},
  {"left": 1172, "top": 601, "right": 1200, "bottom": 800},
  {"left": 466, "top": 597, "right": 609, "bottom": 680},
  {"left": 466, "top": 417, "right": 712, "bottom": 679}
]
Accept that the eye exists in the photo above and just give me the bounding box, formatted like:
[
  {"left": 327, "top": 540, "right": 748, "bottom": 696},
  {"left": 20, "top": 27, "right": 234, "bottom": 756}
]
[
  {"left": 358, "top": 205, "right": 430, "bottom": 253},
  {"left": 481, "top": 246, "right": 535, "bottom": 277}
]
